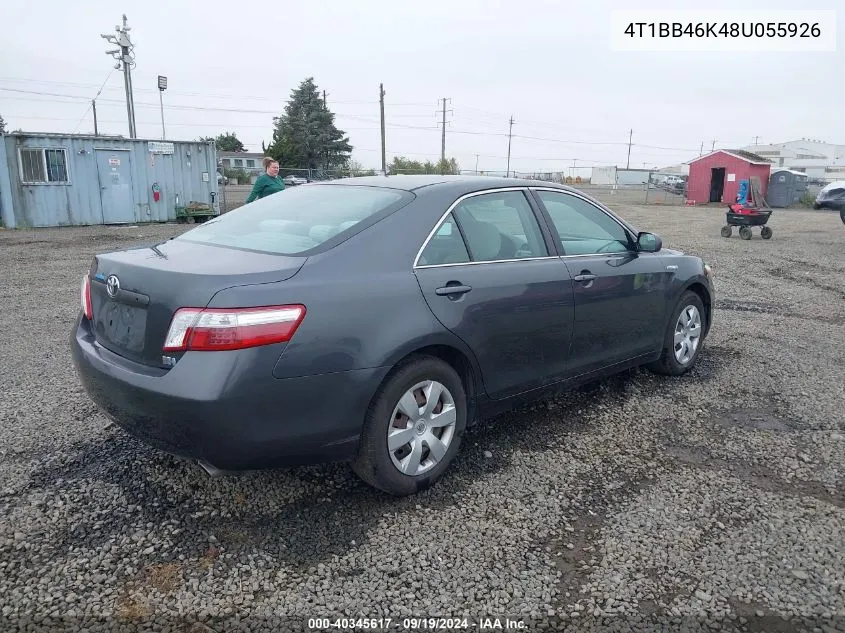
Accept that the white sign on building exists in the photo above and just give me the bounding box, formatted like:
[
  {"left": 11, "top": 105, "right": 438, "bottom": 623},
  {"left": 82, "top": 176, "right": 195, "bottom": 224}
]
[{"left": 148, "top": 141, "right": 175, "bottom": 155}]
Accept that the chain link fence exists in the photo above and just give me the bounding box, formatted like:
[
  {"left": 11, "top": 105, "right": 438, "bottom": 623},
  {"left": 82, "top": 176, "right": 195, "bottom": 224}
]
[
  {"left": 220, "top": 166, "right": 841, "bottom": 213},
  {"left": 219, "top": 166, "right": 381, "bottom": 212}
]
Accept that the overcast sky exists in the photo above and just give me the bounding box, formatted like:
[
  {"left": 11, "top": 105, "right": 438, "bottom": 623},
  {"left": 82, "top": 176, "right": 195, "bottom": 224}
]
[{"left": 1, "top": 0, "right": 841, "bottom": 174}]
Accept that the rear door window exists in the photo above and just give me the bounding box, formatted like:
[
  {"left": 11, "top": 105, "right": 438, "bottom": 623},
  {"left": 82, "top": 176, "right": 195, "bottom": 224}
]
[
  {"left": 417, "top": 214, "right": 471, "bottom": 266},
  {"left": 452, "top": 191, "right": 548, "bottom": 262}
]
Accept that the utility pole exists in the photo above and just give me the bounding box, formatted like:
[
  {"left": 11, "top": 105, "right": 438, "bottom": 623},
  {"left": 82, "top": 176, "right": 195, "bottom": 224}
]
[
  {"left": 506, "top": 116, "right": 514, "bottom": 178},
  {"left": 92, "top": 99, "right": 99, "bottom": 136},
  {"left": 700, "top": 142, "right": 704, "bottom": 156},
  {"left": 441, "top": 98, "right": 447, "bottom": 166},
  {"left": 752, "top": 136, "right": 760, "bottom": 145},
  {"left": 379, "top": 84, "right": 386, "bottom": 176},
  {"left": 438, "top": 98, "right": 452, "bottom": 173},
  {"left": 474, "top": 154, "right": 480, "bottom": 173},
  {"left": 102, "top": 15, "right": 137, "bottom": 138},
  {"left": 711, "top": 139, "right": 716, "bottom": 151},
  {"left": 626, "top": 129, "right": 633, "bottom": 169}
]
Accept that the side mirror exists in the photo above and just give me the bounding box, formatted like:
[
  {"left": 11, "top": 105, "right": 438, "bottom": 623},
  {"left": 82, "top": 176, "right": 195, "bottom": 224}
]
[{"left": 637, "top": 232, "right": 662, "bottom": 252}]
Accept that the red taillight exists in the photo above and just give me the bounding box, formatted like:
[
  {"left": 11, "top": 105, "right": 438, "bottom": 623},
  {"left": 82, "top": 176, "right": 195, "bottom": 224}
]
[
  {"left": 162, "top": 305, "right": 306, "bottom": 352},
  {"left": 81, "top": 275, "right": 93, "bottom": 320}
]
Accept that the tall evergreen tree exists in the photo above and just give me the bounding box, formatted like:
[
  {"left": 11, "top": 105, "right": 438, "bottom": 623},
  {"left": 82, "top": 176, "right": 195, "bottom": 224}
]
[
  {"left": 0, "top": 114, "right": 6, "bottom": 135},
  {"left": 263, "top": 78, "right": 352, "bottom": 170}
]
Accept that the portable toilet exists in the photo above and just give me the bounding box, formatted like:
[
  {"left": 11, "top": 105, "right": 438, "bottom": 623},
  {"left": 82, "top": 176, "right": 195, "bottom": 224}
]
[{"left": 768, "top": 169, "right": 805, "bottom": 207}]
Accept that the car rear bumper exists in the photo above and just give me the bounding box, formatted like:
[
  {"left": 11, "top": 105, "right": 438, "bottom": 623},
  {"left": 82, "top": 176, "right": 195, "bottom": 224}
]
[{"left": 70, "top": 317, "right": 390, "bottom": 470}]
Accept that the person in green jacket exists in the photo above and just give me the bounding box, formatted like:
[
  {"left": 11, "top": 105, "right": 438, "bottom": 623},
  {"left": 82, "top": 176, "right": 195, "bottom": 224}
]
[{"left": 245, "top": 157, "right": 285, "bottom": 203}]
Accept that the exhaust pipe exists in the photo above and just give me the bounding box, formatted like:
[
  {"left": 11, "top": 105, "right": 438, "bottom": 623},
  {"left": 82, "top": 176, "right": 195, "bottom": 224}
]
[{"left": 197, "top": 459, "right": 225, "bottom": 477}]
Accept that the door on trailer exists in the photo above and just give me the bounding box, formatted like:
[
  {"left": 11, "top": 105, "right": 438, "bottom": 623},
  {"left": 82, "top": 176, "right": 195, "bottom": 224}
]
[{"left": 96, "top": 150, "right": 136, "bottom": 223}]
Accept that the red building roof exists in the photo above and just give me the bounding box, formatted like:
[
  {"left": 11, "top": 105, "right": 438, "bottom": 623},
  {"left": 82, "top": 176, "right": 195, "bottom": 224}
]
[{"left": 688, "top": 150, "right": 772, "bottom": 166}]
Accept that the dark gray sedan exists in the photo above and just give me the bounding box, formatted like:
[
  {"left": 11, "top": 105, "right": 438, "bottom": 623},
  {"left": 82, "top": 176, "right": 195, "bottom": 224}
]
[{"left": 72, "top": 176, "right": 715, "bottom": 496}]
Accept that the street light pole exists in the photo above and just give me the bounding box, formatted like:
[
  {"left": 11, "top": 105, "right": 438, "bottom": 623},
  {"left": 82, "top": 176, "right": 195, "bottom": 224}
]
[{"left": 158, "top": 75, "right": 168, "bottom": 140}]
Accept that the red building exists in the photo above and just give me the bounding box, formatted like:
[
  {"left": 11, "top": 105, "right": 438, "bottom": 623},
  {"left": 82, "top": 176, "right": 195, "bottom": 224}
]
[{"left": 686, "top": 150, "right": 772, "bottom": 204}]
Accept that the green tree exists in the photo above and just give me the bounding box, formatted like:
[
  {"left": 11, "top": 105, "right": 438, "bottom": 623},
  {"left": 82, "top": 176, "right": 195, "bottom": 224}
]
[
  {"left": 437, "top": 157, "right": 460, "bottom": 175},
  {"left": 263, "top": 77, "right": 352, "bottom": 170},
  {"left": 199, "top": 132, "right": 246, "bottom": 152},
  {"left": 389, "top": 156, "right": 460, "bottom": 175},
  {"left": 346, "top": 159, "right": 376, "bottom": 177},
  {"left": 0, "top": 115, "right": 6, "bottom": 135}
]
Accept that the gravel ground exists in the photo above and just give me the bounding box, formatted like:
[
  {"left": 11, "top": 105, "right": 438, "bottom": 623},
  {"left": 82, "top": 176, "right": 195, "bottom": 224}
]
[{"left": 1, "top": 205, "right": 843, "bottom": 633}]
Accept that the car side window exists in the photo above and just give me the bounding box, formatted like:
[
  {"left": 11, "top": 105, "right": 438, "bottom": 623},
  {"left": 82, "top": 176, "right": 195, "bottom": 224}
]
[
  {"left": 536, "top": 191, "right": 632, "bottom": 256},
  {"left": 452, "top": 191, "right": 548, "bottom": 262},
  {"left": 417, "top": 213, "right": 470, "bottom": 266}
]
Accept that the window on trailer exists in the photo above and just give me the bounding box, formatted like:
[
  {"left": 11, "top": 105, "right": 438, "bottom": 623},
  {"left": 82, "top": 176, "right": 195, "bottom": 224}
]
[{"left": 18, "top": 148, "right": 69, "bottom": 184}]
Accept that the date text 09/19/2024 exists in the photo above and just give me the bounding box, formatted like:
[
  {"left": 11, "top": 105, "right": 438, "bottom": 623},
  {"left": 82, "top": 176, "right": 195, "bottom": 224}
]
[{"left": 307, "top": 617, "right": 526, "bottom": 630}]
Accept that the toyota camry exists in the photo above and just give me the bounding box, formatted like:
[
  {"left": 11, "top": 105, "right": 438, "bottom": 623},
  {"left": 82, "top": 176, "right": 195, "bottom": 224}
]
[{"left": 71, "top": 175, "right": 714, "bottom": 496}]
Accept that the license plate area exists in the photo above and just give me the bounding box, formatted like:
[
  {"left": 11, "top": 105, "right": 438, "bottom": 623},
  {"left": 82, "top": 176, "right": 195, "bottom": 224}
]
[{"left": 98, "top": 300, "right": 147, "bottom": 353}]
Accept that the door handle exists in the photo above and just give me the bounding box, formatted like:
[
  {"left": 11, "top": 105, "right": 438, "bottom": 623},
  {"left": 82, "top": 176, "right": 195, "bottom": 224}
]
[
  {"left": 435, "top": 284, "right": 472, "bottom": 296},
  {"left": 573, "top": 273, "right": 597, "bottom": 282}
]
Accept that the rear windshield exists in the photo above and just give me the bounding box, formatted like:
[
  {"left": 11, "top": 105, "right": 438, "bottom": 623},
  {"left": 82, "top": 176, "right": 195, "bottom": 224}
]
[{"left": 175, "top": 184, "right": 411, "bottom": 255}]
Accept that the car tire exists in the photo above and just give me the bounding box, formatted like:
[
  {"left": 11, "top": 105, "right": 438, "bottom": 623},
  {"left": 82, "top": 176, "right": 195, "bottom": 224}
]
[
  {"left": 351, "top": 355, "right": 467, "bottom": 496},
  {"left": 646, "top": 290, "right": 707, "bottom": 377}
]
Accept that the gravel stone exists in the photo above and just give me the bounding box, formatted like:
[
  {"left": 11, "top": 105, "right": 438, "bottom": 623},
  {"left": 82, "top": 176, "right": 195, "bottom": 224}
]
[{"left": 1, "top": 208, "right": 843, "bottom": 631}]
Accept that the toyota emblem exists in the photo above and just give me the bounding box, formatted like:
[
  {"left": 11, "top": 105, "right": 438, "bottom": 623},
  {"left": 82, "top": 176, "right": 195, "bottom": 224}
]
[{"left": 106, "top": 275, "right": 120, "bottom": 298}]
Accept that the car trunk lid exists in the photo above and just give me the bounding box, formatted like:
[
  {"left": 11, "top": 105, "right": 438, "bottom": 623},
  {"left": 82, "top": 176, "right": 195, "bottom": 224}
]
[{"left": 88, "top": 239, "right": 305, "bottom": 367}]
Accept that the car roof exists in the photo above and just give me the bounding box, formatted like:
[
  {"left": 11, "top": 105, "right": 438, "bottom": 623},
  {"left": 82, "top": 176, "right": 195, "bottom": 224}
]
[{"left": 313, "top": 174, "right": 580, "bottom": 195}]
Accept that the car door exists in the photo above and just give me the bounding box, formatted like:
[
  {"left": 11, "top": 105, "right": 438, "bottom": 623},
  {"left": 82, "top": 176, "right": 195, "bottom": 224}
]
[
  {"left": 413, "top": 189, "right": 575, "bottom": 400},
  {"left": 531, "top": 188, "right": 670, "bottom": 377}
]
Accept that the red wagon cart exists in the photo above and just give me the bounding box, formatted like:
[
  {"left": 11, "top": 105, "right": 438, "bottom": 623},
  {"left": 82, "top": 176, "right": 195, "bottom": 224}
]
[{"left": 720, "top": 177, "right": 773, "bottom": 240}]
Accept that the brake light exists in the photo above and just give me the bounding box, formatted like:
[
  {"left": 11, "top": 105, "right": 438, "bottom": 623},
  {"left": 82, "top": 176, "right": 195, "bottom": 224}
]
[
  {"left": 81, "top": 275, "right": 93, "bottom": 320},
  {"left": 163, "top": 305, "right": 306, "bottom": 352}
]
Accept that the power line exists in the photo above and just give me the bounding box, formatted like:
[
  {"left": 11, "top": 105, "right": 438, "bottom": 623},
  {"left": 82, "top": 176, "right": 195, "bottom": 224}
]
[
  {"left": 70, "top": 69, "right": 115, "bottom": 134},
  {"left": 0, "top": 76, "right": 394, "bottom": 105},
  {"left": 0, "top": 87, "right": 707, "bottom": 153},
  {"left": 0, "top": 87, "right": 94, "bottom": 100},
  {"left": 0, "top": 77, "right": 758, "bottom": 159}
]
